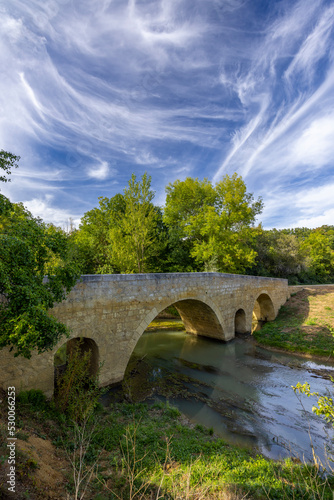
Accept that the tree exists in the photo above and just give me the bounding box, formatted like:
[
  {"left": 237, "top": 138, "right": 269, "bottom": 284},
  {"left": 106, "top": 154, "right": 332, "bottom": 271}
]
[
  {"left": 164, "top": 177, "right": 216, "bottom": 237},
  {"left": 164, "top": 174, "right": 263, "bottom": 273},
  {"left": 248, "top": 229, "right": 307, "bottom": 283},
  {"left": 0, "top": 154, "right": 80, "bottom": 358},
  {"left": 0, "top": 150, "right": 20, "bottom": 183},
  {"left": 301, "top": 230, "right": 334, "bottom": 283},
  {"left": 73, "top": 194, "right": 126, "bottom": 274},
  {"left": 109, "top": 173, "right": 159, "bottom": 273}
]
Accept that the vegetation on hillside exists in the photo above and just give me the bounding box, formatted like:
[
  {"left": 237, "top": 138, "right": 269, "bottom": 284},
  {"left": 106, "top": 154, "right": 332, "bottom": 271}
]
[{"left": 1, "top": 380, "right": 333, "bottom": 499}]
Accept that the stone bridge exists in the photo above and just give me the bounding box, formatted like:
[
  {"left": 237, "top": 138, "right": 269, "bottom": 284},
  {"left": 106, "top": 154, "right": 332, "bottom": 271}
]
[{"left": 0, "top": 272, "right": 289, "bottom": 397}]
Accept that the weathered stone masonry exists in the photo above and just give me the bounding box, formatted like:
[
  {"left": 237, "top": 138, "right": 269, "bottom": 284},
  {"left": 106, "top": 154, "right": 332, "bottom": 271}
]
[{"left": 0, "top": 272, "right": 289, "bottom": 397}]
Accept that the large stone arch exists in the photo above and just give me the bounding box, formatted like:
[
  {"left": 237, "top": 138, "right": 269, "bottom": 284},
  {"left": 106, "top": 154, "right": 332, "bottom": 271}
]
[
  {"left": 104, "top": 295, "right": 229, "bottom": 388},
  {"left": 138, "top": 295, "right": 227, "bottom": 342},
  {"left": 252, "top": 292, "right": 276, "bottom": 323}
]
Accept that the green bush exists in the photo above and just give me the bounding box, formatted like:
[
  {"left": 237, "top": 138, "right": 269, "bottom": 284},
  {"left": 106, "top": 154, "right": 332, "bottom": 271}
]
[
  {"left": 55, "top": 339, "right": 102, "bottom": 422},
  {"left": 18, "top": 389, "right": 47, "bottom": 410}
]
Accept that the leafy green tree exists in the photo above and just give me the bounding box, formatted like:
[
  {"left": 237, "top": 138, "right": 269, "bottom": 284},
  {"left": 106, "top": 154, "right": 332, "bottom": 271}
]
[
  {"left": 301, "top": 230, "right": 334, "bottom": 283},
  {"left": 164, "top": 174, "right": 263, "bottom": 273},
  {"left": 0, "top": 154, "right": 80, "bottom": 358},
  {"left": 109, "top": 173, "right": 159, "bottom": 273},
  {"left": 248, "top": 229, "right": 307, "bottom": 283},
  {"left": 164, "top": 177, "right": 216, "bottom": 236},
  {"left": 73, "top": 194, "right": 126, "bottom": 274}
]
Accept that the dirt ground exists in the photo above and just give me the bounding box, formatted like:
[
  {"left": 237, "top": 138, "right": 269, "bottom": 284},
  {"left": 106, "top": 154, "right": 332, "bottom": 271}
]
[{"left": 287, "top": 284, "right": 334, "bottom": 336}]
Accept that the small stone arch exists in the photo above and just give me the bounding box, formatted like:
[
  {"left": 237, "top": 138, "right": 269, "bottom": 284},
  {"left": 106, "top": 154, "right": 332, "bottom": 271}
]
[
  {"left": 54, "top": 337, "right": 99, "bottom": 389},
  {"left": 234, "top": 308, "right": 247, "bottom": 335},
  {"left": 252, "top": 293, "right": 275, "bottom": 331}
]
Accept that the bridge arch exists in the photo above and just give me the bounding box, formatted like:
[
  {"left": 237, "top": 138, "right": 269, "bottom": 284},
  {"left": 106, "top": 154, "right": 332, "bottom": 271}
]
[
  {"left": 252, "top": 292, "right": 276, "bottom": 325},
  {"left": 54, "top": 336, "right": 100, "bottom": 386},
  {"left": 0, "top": 273, "right": 289, "bottom": 396},
  {"left": 137, "top": 296, "right": 227, "bottom": 343},
  {"left": 234, "top": 308, "right": 248, "bottom": 335}
]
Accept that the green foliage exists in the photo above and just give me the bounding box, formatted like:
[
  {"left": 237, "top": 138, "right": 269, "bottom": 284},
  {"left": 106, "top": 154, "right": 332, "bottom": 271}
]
[
  {"left": 301, "top": 231, "right": 334, "bottom": 283},
  {"left": 0, "top": 149, "right": 20, "bottom": 183},
  {"left": 17, "top": 389, "right": 47, "bottom": 411},
  {"left": 67, "top": 170, "right": 334, "bottom": 280},
  {"left": 109, "top": 173, "right": 159, "bottom": 273},
  {"left": 75, "top": 173, "right": 164, "bottom": 274},
  {"left": 248, "top": 229, "right": 307, "bottom": 282},
  {"left": 72, "top": 193, "right": 126, "bottom": 274},
  {"left": 164, "top": 176, "right": 216, "bottom": 233},
  {"left": 0, "top": 159, "right": 81, "bottom": 358},
  {"left": 55, "top": 339, "right": 102, "bottom": 422},
  {"left": 248, "top": 226, "right": 334, "bottom": 284},
  {"left": 293, "top": 382, "right": 334, "bottom": 427},
  {"left": 0, "top": 198, "right": 81, "bottom": 358},
  {"left": 164, "top": 173, "right": 263, "bottom": 273}
]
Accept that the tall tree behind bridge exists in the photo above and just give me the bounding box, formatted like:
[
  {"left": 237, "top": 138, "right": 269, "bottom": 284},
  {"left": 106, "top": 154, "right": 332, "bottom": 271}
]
[
  {"left": 109, "top": 172, "right": 159, "bottom": 273},
  {"left": 164, "top": 173, "right": 263, "bottom": 274}
]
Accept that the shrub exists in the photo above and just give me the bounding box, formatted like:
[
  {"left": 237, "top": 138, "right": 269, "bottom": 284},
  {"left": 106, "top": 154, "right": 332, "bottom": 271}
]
[
  {"left": 55, "top": 339, "right": 102, "bottom": 422},
  {"left": 18, "top": 389, "right": 47, "bottom": 411}
]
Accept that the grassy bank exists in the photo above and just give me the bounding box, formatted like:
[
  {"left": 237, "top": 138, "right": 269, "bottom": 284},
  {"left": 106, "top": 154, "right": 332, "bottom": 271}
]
[
  {"left": 1, "top": 390, "right": 334, "bottom": 499},
  {"left": 253, "top": 286, "right": 334, "bottom": 359},
  {"left": 146, "top": 318, "right": 185, "bottom": 331}
]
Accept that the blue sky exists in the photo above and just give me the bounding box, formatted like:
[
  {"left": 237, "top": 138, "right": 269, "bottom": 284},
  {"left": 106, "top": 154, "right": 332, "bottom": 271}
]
[{"left": 1, "top": 0, "right": 334, "bottom": 230}]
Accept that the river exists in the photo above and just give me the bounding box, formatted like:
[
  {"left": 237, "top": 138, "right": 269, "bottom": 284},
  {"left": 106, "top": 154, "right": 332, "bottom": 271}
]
[{"left": 117, "top": 327, "right": 334, "bottom": 465}]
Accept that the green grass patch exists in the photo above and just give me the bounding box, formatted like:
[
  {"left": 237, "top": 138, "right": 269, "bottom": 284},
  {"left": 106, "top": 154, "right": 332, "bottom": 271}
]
[
  {"left": 146, "top": 318, "right": 185, "bottom": 331},
  {"left": 254, "top": 321, "right": 334, "bottom": 357},
  {"left": 304, "top": 317, "right": 319, "bottom": 326},
  {"left": 3, "top": 390, "right": 334, "bottom": 499},
  {"left": 87, "top": 401, "right": 334, "bottom": 499}
]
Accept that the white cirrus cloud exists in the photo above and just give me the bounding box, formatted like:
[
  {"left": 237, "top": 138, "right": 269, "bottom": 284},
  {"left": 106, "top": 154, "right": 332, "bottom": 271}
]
[
  {"left": 86, "top": 160, "right": 112, "bottom": 180},
  {"left": 291, "top": 115, "right": 334, "bottom": 168},
  {"left": 23, "top": 195, "right": 80, "bottom": 229}
]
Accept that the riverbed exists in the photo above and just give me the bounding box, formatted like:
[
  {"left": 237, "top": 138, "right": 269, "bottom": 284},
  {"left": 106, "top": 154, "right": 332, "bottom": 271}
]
[{"left": 114, "top": 328, "right": 334, "bottom": 465}]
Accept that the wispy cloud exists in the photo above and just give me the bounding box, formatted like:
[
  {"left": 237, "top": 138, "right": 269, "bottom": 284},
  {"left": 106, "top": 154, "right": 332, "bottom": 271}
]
[
  {"left": 87, "top": 160, "right": 112, "bottom": 180},
  {"left": 0, "top": 0, "right": 333, "bottom": 228}
]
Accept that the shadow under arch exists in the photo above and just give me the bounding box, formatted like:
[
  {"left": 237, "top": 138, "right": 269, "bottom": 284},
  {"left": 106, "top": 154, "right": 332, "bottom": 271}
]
[
  {"left": 54, "top": 336, "right": 99, "bottom": 389},
  {"left": 121, "top": 297, "right": 227, "bottom": 404},
  {"left": 252, "top": 292, "right": 276, "bottom": 331},
  {"left": 235, "top": 308, "right": 248, "bottom": 335},
  {"left": 139, "top": 296, "right": 226, "bottom": 342}
]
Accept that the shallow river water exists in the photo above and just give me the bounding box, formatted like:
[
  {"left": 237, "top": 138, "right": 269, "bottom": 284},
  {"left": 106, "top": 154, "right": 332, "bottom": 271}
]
[{"left": 122, "top": 329, "right": 334, "bottom": 463}]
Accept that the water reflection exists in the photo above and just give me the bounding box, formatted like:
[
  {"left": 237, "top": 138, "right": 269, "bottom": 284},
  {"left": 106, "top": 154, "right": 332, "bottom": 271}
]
[{"left": 121, "top": 329, "right": 334, "bottom": 462}]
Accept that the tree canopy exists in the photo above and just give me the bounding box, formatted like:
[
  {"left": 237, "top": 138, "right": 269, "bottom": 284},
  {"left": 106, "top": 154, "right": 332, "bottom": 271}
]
[
  {"left": 0, "top": 150, "right": 20, "bottom": 183},
  {"left": 73, "top": 171, "right": 334, "bottom": 283},
  {"left": 164, "top": 174, "right": 263, "bottom": 273},
  {"left": 0, "top": 154, "right": 80, "bottom": 358}
]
